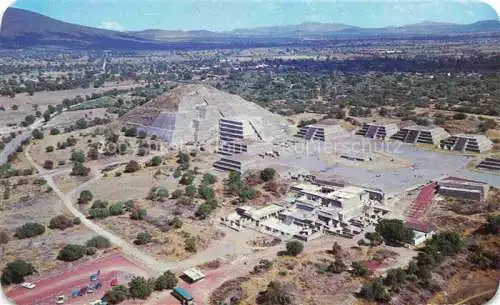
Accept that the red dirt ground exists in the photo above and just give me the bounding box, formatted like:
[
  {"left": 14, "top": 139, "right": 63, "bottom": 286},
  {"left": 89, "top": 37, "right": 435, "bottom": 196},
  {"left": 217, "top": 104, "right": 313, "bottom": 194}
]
[
  {"left": 406, "top": 182, "right": 438, "bottom": 223},
  {"left": 5, "top": 253, "right": 153, "bottom": 305}
]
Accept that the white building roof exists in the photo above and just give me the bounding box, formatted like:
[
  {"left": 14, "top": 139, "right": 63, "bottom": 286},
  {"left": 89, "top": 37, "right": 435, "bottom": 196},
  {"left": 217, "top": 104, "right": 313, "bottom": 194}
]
[
  {"left": 249, "top": 204, "right": 284, "bottom": 219},
  {"left": 183, "top": 267, "right": 206, "bottom": 282}
]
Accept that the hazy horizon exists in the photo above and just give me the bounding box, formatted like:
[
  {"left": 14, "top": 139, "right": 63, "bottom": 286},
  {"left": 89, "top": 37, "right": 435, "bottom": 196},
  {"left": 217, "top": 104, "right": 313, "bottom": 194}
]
[{"left": 11, "top": 0, "right": 499, "bottom": 32}]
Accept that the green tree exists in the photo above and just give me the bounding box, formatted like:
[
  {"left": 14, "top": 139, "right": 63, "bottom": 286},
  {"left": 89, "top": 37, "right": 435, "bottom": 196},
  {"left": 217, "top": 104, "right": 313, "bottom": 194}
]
[
  {"left": 185, "top": 185, "right": 197, "bottom": 198},
  {"left": 177, "top": 151, "right": 190, "bottom": 165},
  {"left": 78, "top": 190, "right": 93, "bottom": 204},
  {"left": 384, "top": 268, "right": 407, "bottom": 287},
  {"left": 87, "top": 148, "right": 99, "bottom": 160},
  {"left": 57, "top": 244, "right": 87, "bottom": 262},
  {"left": 150, "top": 156, "right": 162, "bottom": 166},
  {"left": 260, "top": 168, "right": 276, "bottom": 182},
  {"left": 358, "top": 277, "right": 390, "bottom": 302},
  {"left": 134, "top": 232, "right": 152, "bottom": 245},
  {"left": 89, "top": 208, "right": 110, "bottom": 219},
  {"left": 375, "top": 219, "right": 414, "bottom": 245},
  {"left": 154, "top": 270, "right": 178, "bottom": 291},
  {"left": 351, "top": 261, "right": 368, "bottom": 277},
  {"left": 49, "top": 215, "right": 74, "bottom": 230},
  {"left": 70, "top": 150, "right": 86, "bottom": 163},
  {"left": 109, "top": 202, "right": 125, "bottom": 216},
  {"left": 103, "top": 285, "right": 129, "bottom": 304},
  {"left": 180, "top": 171, "right": 195, "bottom": 185},
  {"left": 130, "top": 208, "right": 147, "bottom": 220},
  {"left": 198, "top": 184, "right": 215, "bottom": 200},
  {"left": 50, "top": 128, "right": 60, "bottom": 135},
  {"left": 286, "top": 240, "right": 304, "bottom": 256},
  {"left": 124, "top": 160, "right": 140, "bottom": 173},
  {"left": 483, "top": 214, "right": 500, "bottom": 234},
  {"left": 1, "top": 260, "right": 36, "bottom": 285},
  {"left": 196, "top": 203, "right": 215, "bottom": 219},
  {"left": 43, "top": 160, "right": 54, "bottom": 170},
  {"left": 128, "top": 276, "right": 154, "bottom": 299},
  {"left": 184, "top": 237, "right": 197, "bottom": 253},
  {"left": 202, "top": 173, "right": 217, "bottom": 185},
  {"left": 85, "top": 236, "right": 111, "bottom": 249},
  {"left": 15, "top": 223, "right": 45, "bottom": 239},
  {"left": 71, "top": 162, "right": 90, "bottom": 176}
]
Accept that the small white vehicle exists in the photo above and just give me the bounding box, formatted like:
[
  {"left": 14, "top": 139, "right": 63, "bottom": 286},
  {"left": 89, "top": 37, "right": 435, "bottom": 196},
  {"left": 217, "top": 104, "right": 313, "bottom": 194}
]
[
  {"left": 56, "top": 295, "right": 65, "bottom": 304},
  {"left": 21, "top": 282, "right": 36, "bottom": 289}
]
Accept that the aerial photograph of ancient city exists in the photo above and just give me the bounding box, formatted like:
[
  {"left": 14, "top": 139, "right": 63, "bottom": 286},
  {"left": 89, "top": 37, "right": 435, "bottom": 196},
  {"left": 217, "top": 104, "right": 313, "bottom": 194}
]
[{"left": 0, "top": 1, "right": 499, "bottom": 305}]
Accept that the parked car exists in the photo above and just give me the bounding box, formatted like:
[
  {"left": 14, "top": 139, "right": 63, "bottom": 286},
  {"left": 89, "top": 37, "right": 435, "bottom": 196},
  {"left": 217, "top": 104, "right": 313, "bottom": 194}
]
[{"left": 20, "top": 282, "right": 36, "bottom": 289}]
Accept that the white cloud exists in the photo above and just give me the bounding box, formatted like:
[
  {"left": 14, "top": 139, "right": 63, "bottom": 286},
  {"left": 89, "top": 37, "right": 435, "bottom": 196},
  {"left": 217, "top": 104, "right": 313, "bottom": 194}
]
[{"left": 100, "top": 20, "right": 124, "bottom": 31}]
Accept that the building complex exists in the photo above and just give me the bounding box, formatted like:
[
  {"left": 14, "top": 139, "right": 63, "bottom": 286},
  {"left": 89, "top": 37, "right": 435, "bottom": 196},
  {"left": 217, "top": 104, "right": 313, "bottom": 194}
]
[
  {"left": 390, "top": 125, "right": 450, "bottom": 145},
  {"left": 440, "top": 134, "right": 492, "bottom": 153},
  {"left": 356, "top": 123, "right": 399, "bottom": 140}
]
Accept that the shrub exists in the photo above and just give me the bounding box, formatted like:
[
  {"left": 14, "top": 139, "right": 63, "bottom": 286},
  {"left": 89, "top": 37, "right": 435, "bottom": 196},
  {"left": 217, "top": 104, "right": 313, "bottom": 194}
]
[
  {"left": 124, "top": 160, "right": 140, "bottom": 173},
  {"left": 1, "top": 260, "right": 36, "bottom": 285},
  {"left": 70, "top": 150, "right": 86, "bottom": 163},
  {"left": 0, "top": 230, "right": 10, "bottom": 245},
  {"left": 109, "top": 202, "right": 125, "bottom": 216},
  {"left": 285, "top": 240, "right": 304, "bottom": 256},
  {"left": 150, "top": 156, "right": 162, "bottom": 166},
  {"left": 57, "top": 244, "right": 87, "bottom": 262},
  {"left": 50, "top": 128, "right": 60, "bottom": 135},
  {"left": 89, "top": 208, "right": 110, "bottom": 219},
  {"left": 15, "top": 222, "right": 45, "bottom": 239},
  {"left": 124, "top": 127, "right": 137, "bottom": 137},
  {"left": 32, "top": 129, "right": 44, "bottom": 140},
  {"left": 169, "top": 217, "right": 183, "bottom": 229},
  {"left": 86, "top": 236, "right": 111, "bottom": 249},
  {"left": 171, "top": 189, "right": 183, "bottom": 199},
  {"left": 184, "top": 237, "right": 197, "bottom": 253},
  {"left": 130, "top": 208, "right": 147, "bottom": 220},
  {"left": 78, "top": 190, "right": 93, "bottom": 204},
  {"left": 351, "top": 261, "right": 368, "bottom": 277},
  {"left": 104, "top": 285, "right": 129, "bottom": 304},
  {"left": 196, "top": 203, "right": 215, "bottom": 219},
  {"left": 73, "top": 217, "right": 82, "bottom": 225},
  {"left": 154, "top": 270, "right": 178, "bottom": 291},
  {"left": 46, "top": 146, "right": 54, "bottom": 153},
  {"left": 185, "top": 185, "right": 197, "bottom": 198},
  {"left": 202, "top": 173, "right": 217, "bottom": 185},
  {"left": 49, "top": 215, "right": 74, "bottom": 230},
  {"left": 91, "top": 200, "right": 109, "bottom": 209},
  {"left": 180, "top": 171, "right": 194, "bottom": 185},
  {"left": 375, "top": 219, "right": 414, "bottom": 245},
  {"left": 359, "top": 277, "right": 390, "bottom": 302},
  {"left": 86, "top": 247, "right": 97, "bottom": 256},
  {"left": 260, "top": 168, "right": 276, "bottom": 182},
  {"left": 128, "top": 276, "right": 154, "bottom": 299},
  {"left": 43, "top": 160, "right": 54, "bottom": 170},
  {"left": 453, "top": 112, "right": 467, "bottom": 120},
  {"left": 134, "top": 232, "right": 152, "bottom": 245},
  {"left": 71, "top": 162, "right": 90, "bottom": 176}
]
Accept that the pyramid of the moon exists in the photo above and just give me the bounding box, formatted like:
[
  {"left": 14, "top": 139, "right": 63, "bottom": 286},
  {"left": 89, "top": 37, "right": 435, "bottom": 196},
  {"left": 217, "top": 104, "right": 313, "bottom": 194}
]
[{"left": 120, "top": 84, "right": 296, "bottom": 145}]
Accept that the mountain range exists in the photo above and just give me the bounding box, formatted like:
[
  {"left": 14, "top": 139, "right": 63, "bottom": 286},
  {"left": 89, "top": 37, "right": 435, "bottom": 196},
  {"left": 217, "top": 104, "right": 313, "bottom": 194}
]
[{"left": 1, "top": 7, "right": 499, "bottom": 50}]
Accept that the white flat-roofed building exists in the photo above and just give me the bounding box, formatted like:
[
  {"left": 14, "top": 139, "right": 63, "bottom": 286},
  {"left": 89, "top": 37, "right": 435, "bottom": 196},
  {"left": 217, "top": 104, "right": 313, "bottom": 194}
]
[
  {"left": 391, "top": 125, "right": 450, "bottom": 145},
  {"left": 440, "top": 134, "right": 492, "bottom": 153},
  {"left": 182, "top": 267, "right": 206, "bottom": 283}
]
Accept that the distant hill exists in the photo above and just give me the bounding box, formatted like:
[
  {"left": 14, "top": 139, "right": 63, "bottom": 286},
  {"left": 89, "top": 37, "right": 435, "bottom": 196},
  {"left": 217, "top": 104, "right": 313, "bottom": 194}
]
[
  {"left": 0, "top": 7, "right": 162, "bottom": 49},
  {"left": 1, "top": 7, "right": 499, "bottom": 49}
]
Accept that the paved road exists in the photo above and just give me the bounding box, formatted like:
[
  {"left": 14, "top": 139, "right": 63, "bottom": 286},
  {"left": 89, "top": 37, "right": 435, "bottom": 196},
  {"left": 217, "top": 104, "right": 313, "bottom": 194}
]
[{"left": 0, "top": 118, "right": 44, "bottom": 164}]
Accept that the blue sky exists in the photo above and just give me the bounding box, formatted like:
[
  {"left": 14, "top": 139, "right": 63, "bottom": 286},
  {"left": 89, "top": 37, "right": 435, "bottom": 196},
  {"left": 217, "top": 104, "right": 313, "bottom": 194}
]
[{"left": 12, "top": 0, "right": 499, "bottom": 32}]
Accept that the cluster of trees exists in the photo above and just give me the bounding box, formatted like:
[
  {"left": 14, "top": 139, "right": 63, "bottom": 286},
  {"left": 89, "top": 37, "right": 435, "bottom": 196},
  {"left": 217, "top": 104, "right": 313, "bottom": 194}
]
[
  {"left": 375, "top": 219, "right": 415, "bottom": 245},
  {"left": 358, "top": 231, "right": 462, "bottom": 303},
  {"left": 49, "top": 215, "right": 80, "bottom": 230},
  {"left": 58, "top": 236, "right": 111, "bottom": 262},
  {"left": 1, "top": 260, "right": 36, "bottom": 285},
  {"left": 226, "top": 171, "right": 258, "bottom": 203},
  {"left": 104, "top": 272, "right": 178, "bottom": 304}
]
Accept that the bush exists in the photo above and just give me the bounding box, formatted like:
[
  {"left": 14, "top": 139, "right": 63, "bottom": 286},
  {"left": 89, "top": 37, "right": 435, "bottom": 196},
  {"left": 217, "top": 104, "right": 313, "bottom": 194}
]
[
  {"left": 49, "top": 215, "right": 74, "bottom": 230},
  {"left": 359, "top": 277, "right": 390, "bottom": 302},
  {"left": 128, "top": 276, "right": 154, "bottom": 299},
  {"left": 483, "top": 214, "right": 500, "bottom": 234},
  {"left": 169, "top": 217, "right": 183, "bottom": 229},
  {"left": 104, "top": 285, "right": 129, "bottom": 304},
  {"left": 185, "top": 185, "right": 197, "bottom": 198},
  {"left": 134, "top": 232, "right": 152, "bottom": 245},
  {"left": 260, "top": 168, "right": 276, "bottom": 182},
  {"left": 150, "top": 156, "right": 162, "bottom": 166},
  {"left": 57, "top": 244, "right": 87, "bottom": 262},
  {"left": 86, "top": 247, "right": 97, "bottom": 256},
  {"left": 155, "top": 270, "right": 178, "bottom": 291},
  {"left": 32, "top": 129, "right": 44, "bottom": 140},
  {"left": 50, "top": 128, "right": 60, "bottom": 135},
  {"left": 1, "top": 260, "right": 36, "bottom": 285},
  {"left": 351, "top": 261, "right": 368, "bottom": 277},
  {"left": 328, "top": 260, "right": 347, "bottom": 274},
  {"left": 71, "top": 162, "right": 90, "bottom": 176},
  {"left": 0, "top": 230, "right": 10, "bottom": 245},
  {"left": 86, "top": 236, "right": 111, "bottom": 249},
  {"left": 70, "top": 150, "right": 86, "bottom": 163},
  {"left": 73, "top": 217, "right": 82, "bottom": 225},
  {"left": 43, "top": 160, "right": 54, "bottom": 170},
  {"left": 124, "top": 160, "right": 140, "bottom": 173},
  {"left": 184, "top": 237, "right": 197, "bottom": 253},
  {"left": 256, "top": 281, "right": 294, "bottom": 305},
  {"left": 46, "top": 146, "right": 54, "bottom": 153},
  {"left": 171, "top": 189, "right": 183, "bottom": 199},
  {"left": 15, "top": 222, "right": 45, "bottom": 239},
  {"left": 130, "top": 208, "right": 147, "bottom": 220},
  {"left": 78, "top": 190, "right": 93, "bottom": 204},
  {"left": 196, "top": 203, "right": 215, "bottom": 219},
  {"left": 180, "top": 171, "right": 194, "bottom": 185},
  {"left": 285, "top": 240, "right": 304, "bottom": 256},
  {"left": 109, "top": 202, "right": 125, "bottom": 216},
  {"left": 89, "top": 208, "right": 110, "bottom": 219},
  {"left": 124, "top": 127, "right": 137, "bottom": 137},
  {"left": 198, "top": 184, "right": 215, "bottom": 200},
  {"left": 202, "top": 173, "right": 217, "bottom": 185}
]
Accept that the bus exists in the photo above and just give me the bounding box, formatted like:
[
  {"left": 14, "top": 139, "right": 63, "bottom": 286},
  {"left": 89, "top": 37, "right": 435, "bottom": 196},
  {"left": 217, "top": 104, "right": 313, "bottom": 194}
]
[{"left": 172, "top": 287, "right": 194, "bottom": 305}]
